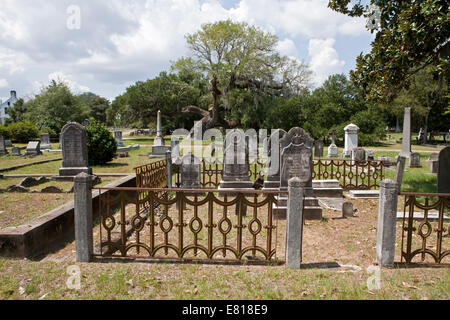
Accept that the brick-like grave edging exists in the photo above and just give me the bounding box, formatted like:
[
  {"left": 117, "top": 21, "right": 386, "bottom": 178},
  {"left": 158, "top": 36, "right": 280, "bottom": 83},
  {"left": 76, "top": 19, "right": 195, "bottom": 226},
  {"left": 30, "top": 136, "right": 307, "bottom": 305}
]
[
  {"left": 0, "top": 174, "right": 136, "bottom": 258},
  {"left": 0, "top": 157, "right": 63, "bottom": 173}
]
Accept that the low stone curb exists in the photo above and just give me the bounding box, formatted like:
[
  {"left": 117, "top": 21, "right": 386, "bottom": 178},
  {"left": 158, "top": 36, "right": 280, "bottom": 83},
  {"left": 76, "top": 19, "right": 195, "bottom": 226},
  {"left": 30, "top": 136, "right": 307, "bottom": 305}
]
[
  {"left": 0, "top": 174, "right": 136, "bottom": 258},
  {"left": 0, "top": 158, "right": 62, "bottom": 173}
]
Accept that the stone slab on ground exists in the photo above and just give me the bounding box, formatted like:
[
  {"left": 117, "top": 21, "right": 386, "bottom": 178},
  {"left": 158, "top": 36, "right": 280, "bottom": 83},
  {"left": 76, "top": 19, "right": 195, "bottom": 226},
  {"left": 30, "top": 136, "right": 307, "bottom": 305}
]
[
  {"left": 396, "top": 212, "right": 449, "bottom": 221},
  {"left": 318, "top": 198, "right": 346, "bottom": 211},
  {"left": 347, "top": 190, "right": 379, "bottom": 199}
]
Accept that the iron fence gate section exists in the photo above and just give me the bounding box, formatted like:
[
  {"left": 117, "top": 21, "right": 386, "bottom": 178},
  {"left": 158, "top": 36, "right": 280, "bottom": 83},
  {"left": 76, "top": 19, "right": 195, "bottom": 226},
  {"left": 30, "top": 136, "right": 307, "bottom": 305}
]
[
  {"left": 94, "top": 187, "right": 286, "bottom": 264},
  {"left": 400, "top": 193, "right": 450, "bottom": 264},
  {"left": 312, "top": 159, "right": 384, "bottom": 190}
]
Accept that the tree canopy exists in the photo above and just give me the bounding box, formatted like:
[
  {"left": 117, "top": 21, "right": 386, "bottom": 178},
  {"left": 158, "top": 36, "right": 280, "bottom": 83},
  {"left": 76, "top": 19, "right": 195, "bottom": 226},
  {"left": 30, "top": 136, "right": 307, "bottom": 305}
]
[
  {"left": 328, "top": 0, "right": 450, "bottom": 101},
  {"left": 172, "top": 19, "right": 312, "bottom": 134}
]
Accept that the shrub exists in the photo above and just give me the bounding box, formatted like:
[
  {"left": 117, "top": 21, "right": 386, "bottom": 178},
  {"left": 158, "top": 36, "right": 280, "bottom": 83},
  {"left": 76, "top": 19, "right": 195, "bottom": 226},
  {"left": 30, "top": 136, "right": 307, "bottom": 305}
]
[
  {"left": 86, "top": 120, "right": 117, "bottom": 165},
  {"left": 7, "top": 121, "right": 39, "bottom": 142},
  {"left": 0, "top": 124, "right": 10, "bottom": 139}
]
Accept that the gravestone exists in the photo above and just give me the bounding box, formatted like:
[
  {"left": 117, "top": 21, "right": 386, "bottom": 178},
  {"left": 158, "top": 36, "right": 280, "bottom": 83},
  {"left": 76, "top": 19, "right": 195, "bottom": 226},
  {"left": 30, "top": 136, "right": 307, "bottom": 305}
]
[
  {"left": 12, "top": 147, "right": 21, "bottom": 156},
  {"left": 181, "top": 153, "right": 201, "bottom": 189},
  {"left": 352, "top": 147, "right": 366, "bottom": 163},
  {"left": 437, "top": 146, "right": 450, "bottom": 193},
  {"left": 343, "top": 124, "right": 359, "bottom": 158},
  {"left": 5, "top": 140, "right": 12, "bottom": 148},
  {"left": 149, "top": 110, "right": 170, "bottom": 158},
  {"left": 366, "top": 150, "right": 375, "bottom": 161},
  {"left": 40, "top": 133, "right": 51, "bottom": 150},
  {"left": 428, "top": 153, "right": 439, "bottom": 161},
  {"left": 114, "top": 131, "right": 125, "bottom": 147},
  {"left": 327, "top": 130, "right": 339, "bottom": 158},
  {"left": 0, "top": 136, "right": 8, "bottom": 155},
  {"left": 59, "top": 122, "right": 92, "bottom": 176},
  {"left": 409, "top": 152, "right": 422, "bottom": 168},
  {"left": 219, "top": 129, "right": 253, "bottom": 190},
  {"left": 342, "top": 202, "right": 354, "bottom": 218},
  {"left": 276, "top": 127, "right": 322, "bottom": 220},
  {"left": 314, "top": 141, "right": 324, "bottom": 158},
  {"left": 24, "top": 141, "right": 42, "bottom": 156},
  {"left": 399, "top": 108, "right": 412, "bottom": 159},
  {"left": 153, "top": 110, "right": 165, "bottom": 147},
  {"left": 430, "top": 160, "right": 438, "bottom": 174},
  {"left": 263, "top": 129, "right": 287, "bottom": 191}
]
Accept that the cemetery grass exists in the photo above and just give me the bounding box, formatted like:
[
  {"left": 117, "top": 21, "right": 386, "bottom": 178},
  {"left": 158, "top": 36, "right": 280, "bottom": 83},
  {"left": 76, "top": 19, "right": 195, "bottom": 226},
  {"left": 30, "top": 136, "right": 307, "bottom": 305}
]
[
  {"left": 1, "top": 147, "right": 156, "bottom": 175},
  {"left": 0, "top": 193, "right": 73, "bottom": 229},
  {"left": 0, "top": 178, "right": 116, "bottom": 229},
  {"left": 0, "top": 152, "right": 62, "bottom": 170},
  {"left": 0, "top": 198, "right": 448, "bottom": 300}
]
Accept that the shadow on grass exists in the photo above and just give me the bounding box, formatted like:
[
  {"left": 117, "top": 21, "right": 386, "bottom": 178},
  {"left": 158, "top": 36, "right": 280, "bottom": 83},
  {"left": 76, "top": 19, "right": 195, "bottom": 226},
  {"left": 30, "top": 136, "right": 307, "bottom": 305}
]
[
  {"left": 402, "top": 173, "right": 437, "bottom": 193},
  {"left": 94, "top": 163, "right": 129, "bottom": 169},
  {"left": 393, "top": 262, "right": 449, "bottom": 269}
]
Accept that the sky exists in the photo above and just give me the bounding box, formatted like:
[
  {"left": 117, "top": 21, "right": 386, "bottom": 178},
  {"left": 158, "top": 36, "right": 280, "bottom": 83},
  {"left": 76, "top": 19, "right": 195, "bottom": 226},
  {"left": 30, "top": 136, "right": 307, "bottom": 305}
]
[{"left": 0, "top": 0, "right": 375, "bottom": 102}]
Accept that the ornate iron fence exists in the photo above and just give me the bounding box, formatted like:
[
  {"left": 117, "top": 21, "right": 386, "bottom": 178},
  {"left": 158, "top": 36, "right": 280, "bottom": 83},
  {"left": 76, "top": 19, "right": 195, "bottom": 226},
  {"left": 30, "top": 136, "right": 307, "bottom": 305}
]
[
  {"left": 400, "top": 193, "right": 450, "bottom": 264},
  {"left": 94, "top": 187, "right": 286, "bottom": 264},
  {"left": 134, "top": 160, "right": 167, "bottom": 189},
  {"left": 312, "top": 159, "right": 384, "bottom": 190}
]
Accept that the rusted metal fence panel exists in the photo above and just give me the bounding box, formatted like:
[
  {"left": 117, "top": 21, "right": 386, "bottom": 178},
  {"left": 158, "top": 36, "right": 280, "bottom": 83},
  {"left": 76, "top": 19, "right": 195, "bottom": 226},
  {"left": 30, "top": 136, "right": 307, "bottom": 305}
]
[
  {"left": 400, "top": 193, "right": 450, "bottom": 264},
  {"left": 94, "top": 187, "right": 286, "bottom": 264},
  {"left": 312, "top": 159, "right": 384, "bottom": 190}
]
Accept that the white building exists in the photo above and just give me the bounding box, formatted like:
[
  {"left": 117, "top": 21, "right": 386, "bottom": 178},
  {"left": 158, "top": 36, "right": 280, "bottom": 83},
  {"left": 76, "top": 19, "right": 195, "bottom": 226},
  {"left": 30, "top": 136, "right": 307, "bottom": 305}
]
[{"left": 0, "top": 91, "right": 18, "bottom": 125}]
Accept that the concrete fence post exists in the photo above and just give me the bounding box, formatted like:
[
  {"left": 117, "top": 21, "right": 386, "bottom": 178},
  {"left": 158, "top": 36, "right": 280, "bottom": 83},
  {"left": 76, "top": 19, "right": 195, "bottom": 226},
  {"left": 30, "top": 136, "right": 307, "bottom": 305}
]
[
  {"left": 74, "top": 172, "right": 93, "bottom": 262},
  {"left": 394, "top": 156, "right": 406, "bottom": 194},
  {"left": 286, "top": 177, "right": 305, "bottom": 269},
  {"left": 166, "top": 150, "right": 172, "bottom": 188},
  {"left": 376, "top": 179, "right": 399, "bottom": 267}
]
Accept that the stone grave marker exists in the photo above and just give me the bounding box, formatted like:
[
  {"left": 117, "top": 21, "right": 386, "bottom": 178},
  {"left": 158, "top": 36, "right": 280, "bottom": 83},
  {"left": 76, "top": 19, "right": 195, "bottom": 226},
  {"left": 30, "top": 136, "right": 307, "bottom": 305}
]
[
  {"left": 430, "top": 160, "right": 438, "bottom": 174},
  {"left": 40, "top": 133, "right": 51, "bottom": 150},
  {"left": 12, "top": 147, "right": 21, "bottom": 156},
  {"left": 314, "top": 140, "right": 324, "bottom": 158},
  {"left": 399, "top": 107, "right": 412, "bottom": 159},
  {"left": 24, "top": 141, "right": 42, "bottom": 156},
  {"left": 437, "top": 146, "right": 450, "bottom": 193},
  {"left": 409, "top": 152, "right": 422, "bottom": 168},
  {"left": 352, "top": 147, "right": 366, "bottom": 163},
  {"left": 342, "top": 124, "right": 359, "bottom": 158},
  {"left": 428, "top": 153, "right": 439, "bottom": 161},
  {"left": 181, "top": 153, "right": 201, "bottom": 189},
  {"left": 5, "top": 140, "right": 13, "bottom": 148},
  {"left": 342, "top": 202, "right": 354, "bottom": 218},
  {"left": 0, "top": 136, "right": 8, "bottom": 155},
  {"left": 114, "top": 131, "right": 125, "bottom": 147},
  {"left": 59, "top": 122, "right": 92, "bottom": 176},
  {"left": 263, "top": 129, "right": 287, "bottom": 190},
  {"left": 327, "top": 130, "right": 338, "bottom": 158},
  {"left": 277, "top": 127, "right": 322, "bottom": 220}
]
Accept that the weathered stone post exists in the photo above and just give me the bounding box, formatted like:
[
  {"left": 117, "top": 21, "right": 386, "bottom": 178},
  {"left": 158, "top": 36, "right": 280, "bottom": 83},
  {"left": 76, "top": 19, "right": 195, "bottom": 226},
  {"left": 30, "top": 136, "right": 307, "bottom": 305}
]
[
  {"left": 286, "top": 177, "right": 305, "bottom": 269},
  {"left": 166, "top": 150, "right": 172, "bottom": 188},
  {"left": 74, "top": 172, "right": 93, "bottom": 262},
  {"left": 394, "top": 156, "right": 406, "bottom": 194},
  {"left": 376, "top": 179, "right": 399, "bottom": 268}
]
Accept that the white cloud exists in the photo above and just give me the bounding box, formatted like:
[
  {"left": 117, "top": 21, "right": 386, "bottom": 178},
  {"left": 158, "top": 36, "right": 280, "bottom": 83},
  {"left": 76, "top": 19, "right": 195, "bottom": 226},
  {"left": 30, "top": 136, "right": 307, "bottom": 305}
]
[
  {"left": 0, "top": 79, "right": 8, "bottom": 88},
  {"left": 277, "top": 39, "right": 299, "bottom": 57},
  {"left": 0, "top": 0, "right": 371, "bottom": 98},
  {"left": 48, "top": 71, "right": 90, "bottom": 93},
  {"left": 308, "top": 38, "right": 345, "bottom": 85}
]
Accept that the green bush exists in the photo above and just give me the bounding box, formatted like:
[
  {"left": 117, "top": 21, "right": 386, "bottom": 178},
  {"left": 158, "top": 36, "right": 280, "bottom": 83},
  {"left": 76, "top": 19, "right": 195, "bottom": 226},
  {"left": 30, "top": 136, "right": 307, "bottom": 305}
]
[
  {"left": 0, "top": 124, "right": 10, "bottom": 139},
  {"left": 86, "top": 121, "right": 117, "bottom": 165},
  {"left": 7, "top": 121, "right": 39, "bottom": 142}
]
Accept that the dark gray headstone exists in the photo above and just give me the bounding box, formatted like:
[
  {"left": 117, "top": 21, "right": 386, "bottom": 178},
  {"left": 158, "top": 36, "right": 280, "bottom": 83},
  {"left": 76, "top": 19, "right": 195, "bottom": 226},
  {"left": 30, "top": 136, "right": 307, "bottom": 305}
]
[
  {"left": 280, "top": 128, "right": 314, "bottom": 189},
  {"left": 314, "top": 141, "right": 324, "bottom": 158},
  {"left": 342, "top": 202, "right": 354, "bottom": 218},
  {"left": 181, "top": 153, "right": 201, "bottom": 189},
  {"left": 114, "top": 131, "right": 124, "bottom": 147},
  {"left": 437, "top": 146, "right": 450, "bottom": 193},
  {"left": 352, "top": 147, "right": 366, "bottom": 162},
  {"left": 430, "top": 160, "right": 438, "bottom": 174},
  {"left": 0, "top": 136, "right": 8, "bottom": 155},
  {"left": 12, "top": 147, "right": 21, "bottom": 156},
  {"left": 409, "top": 152, "right": 421, "bottom": 168},
  {"left": 5, "top": 140, "right": 12, "bottom": 148},
  {"left": 40, "top": 133, "right": 51, "bottom": 150},
  {"left": 59, "top": 122, "right": 92, "bottom": 176}
]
